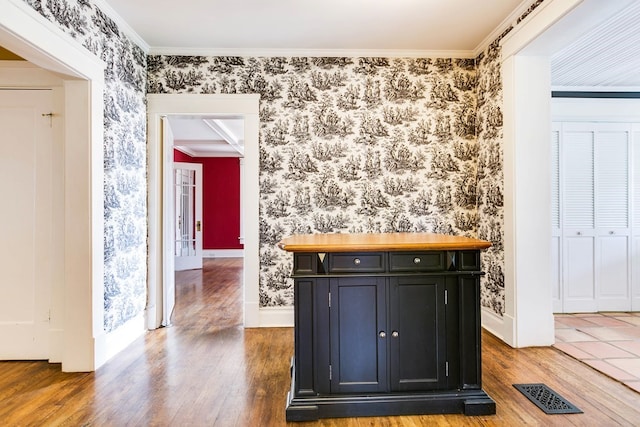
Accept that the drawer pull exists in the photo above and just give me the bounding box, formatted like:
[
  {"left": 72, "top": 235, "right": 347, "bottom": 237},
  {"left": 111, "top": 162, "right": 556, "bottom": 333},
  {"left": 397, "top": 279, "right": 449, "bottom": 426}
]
[
  {"left": 354, "top": 258, "right": 361, "bottom": 265},
  {"left": 391, "top": 331, "right": 399, "bottom": 338},
  {"left": 413, "top": 257, "right": 421, "bottom": 264},
  {"left": 379, "top": 331, "right": 386, "bottom": 338}
]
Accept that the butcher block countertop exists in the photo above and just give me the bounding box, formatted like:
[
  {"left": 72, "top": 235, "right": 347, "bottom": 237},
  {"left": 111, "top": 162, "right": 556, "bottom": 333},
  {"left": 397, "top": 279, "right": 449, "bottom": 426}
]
[{"left": 278, "top": 232, "right": 491, "bottom": 253}]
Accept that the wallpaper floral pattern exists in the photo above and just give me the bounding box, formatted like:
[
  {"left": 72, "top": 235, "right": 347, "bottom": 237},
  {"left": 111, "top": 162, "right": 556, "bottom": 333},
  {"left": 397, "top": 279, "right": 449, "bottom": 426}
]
[
  {"left": 22, "top": 0, "right": 148, "bottom": 332},
  {"left": 147, "top": 55, "right": 496, "bottom": 308}
]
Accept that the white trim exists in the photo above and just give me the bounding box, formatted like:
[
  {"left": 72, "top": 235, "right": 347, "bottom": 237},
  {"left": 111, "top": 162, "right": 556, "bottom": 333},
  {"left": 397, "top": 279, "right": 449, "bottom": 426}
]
[
  {"left": 203, "top": 249, "right": 245, "bottom": 258},
  {"left": 0, "top": 0, "right": 104, "bottom": 79},
  {"left": 481, "top": 307, "right": 505, "bottom": 342},
  {"left": 501, "top": 0, "right": 584, "bottom": 60},
  {"left": 147, "top": 94, "right": 261, "bottom": 329},
  {"left": 148, "top": 46, "right": 476, "bottom": 59},
  {"left": 95, "top": 314, "right": 146, "bottom": 368},
  {"left": 552, "top": 98, "right": 640, "bottom": 122},
  {"left": 258, "top": 307, "right": 294, "bottom": 328},
  {"left": 472, "top": 0, "right": 539, "bottom": 57},
  {"left": 498, "top": 0, "right": 593, "bottom": 348},
  {"left": 91, "top": 0, "right": 150, "bottom": 53},
  {"left": 0, "top": 0, "right": 108, "bottom": 371},
  {"left": 552, "top": 85, "right": 640, "bottom": 92}
]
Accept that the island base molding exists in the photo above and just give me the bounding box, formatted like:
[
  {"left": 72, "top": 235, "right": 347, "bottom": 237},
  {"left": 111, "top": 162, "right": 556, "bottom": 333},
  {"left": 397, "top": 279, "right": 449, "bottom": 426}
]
[{"left": 286, "top": 370, "right": 496, "bottom": 421}]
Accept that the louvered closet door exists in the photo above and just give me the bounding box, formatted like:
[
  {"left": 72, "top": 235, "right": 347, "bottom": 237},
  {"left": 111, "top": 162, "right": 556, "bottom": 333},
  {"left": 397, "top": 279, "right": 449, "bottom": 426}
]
[
  {"left": 561, "top": 123, "right": 597, "bottom": 312},
  {"left": 633, "top": 125, "right": 640, "bottom": 310},
  {"left": 594, "top": 124, "right": 630, "bottom": 311}
]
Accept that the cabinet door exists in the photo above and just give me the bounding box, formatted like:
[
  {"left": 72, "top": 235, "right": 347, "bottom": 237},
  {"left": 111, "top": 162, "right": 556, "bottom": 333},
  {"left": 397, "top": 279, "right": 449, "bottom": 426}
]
[
  {"left": 388, "top": 276, "right": 446, "bottom": 391},
  {"left": 329, "top": 277, "right": 387, "bottom": 394}
]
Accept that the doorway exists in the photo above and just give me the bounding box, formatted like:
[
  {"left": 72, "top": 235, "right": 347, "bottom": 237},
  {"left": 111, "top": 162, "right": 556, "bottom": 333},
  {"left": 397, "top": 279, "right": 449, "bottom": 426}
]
[
  {"left": 147, "top": 94, "right": 260, "bottom": 329},
  {"left": 0, "top": 1, "right": 106, "bottom": 371}
]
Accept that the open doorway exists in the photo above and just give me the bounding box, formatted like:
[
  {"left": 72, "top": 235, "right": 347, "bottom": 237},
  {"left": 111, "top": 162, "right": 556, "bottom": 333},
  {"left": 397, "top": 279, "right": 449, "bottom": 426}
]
[
  {"left": 164, "top": 115, "right": 245, "bottom": 325},
  {"left": 147, "top": 94, "right": 260, "bottom": 330}
]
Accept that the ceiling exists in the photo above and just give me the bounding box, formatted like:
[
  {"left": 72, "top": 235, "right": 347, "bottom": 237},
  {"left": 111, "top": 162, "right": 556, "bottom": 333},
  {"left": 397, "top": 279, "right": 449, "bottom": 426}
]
[
  {"left": 168, "top": 116, "right": 245, "bottom": 158},
  {"left": 100, "top": 0, "right": 525, "bottom": 54}
]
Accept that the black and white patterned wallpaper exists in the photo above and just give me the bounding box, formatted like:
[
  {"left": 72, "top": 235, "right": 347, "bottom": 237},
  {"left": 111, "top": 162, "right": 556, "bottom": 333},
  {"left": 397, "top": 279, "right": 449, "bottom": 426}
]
[
  {"left": 147, "top": 56, "right": 489, "bottom": 308},
  {"left": 22, "top": 0, "right": 547, "bottom": 324},
  {"left": 476, "top": 40, "right": 506, "bottom": 316},
  {"left": 474, "top": 0, "right": 547, "bottom": 316},
  {"left": 22, "top": 0, "right": 148, "bottom": 332}
]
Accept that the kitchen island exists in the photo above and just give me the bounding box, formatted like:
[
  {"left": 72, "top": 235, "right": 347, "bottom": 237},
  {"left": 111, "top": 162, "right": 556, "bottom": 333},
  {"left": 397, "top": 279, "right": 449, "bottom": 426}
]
[{"left": 279, "top": 232, "right": 496, "bottom": 421}]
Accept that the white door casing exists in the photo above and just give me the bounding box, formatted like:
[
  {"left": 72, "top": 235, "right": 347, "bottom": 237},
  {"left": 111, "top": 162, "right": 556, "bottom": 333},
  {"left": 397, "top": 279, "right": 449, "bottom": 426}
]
[
  {"left": 0, "top": 89, "right": 53, "bottom": 359},
  {"left": 147, "top": 94, "right": 260, "bottom": 330}
]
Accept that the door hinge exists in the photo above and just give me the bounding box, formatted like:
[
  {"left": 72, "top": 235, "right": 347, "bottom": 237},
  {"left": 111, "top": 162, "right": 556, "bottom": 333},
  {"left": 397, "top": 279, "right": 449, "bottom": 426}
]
[
  {"left": 444, "top": 289, "right": 448, "bottom": 305},
  {"left": 328, "top": 292, "right": 331, "bottom": 308},
  {"left": 329, "top": 365, "right": 332, "bottom": 381},
  {"left": 446, "top": 361, "right": 449, "bottom": 377}
]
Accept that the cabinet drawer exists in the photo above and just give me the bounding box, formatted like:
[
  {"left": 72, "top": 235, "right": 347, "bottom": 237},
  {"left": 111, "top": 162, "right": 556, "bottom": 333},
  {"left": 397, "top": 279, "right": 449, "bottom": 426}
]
[
  {"left": 457, "top": 250, "right": 480, "bottom": 271},
  {"left": 389, "top": 252, "right": 445, "bottom": 272},
  {"left": 329, "top": 253, "right": 386, "bottom": 273}
]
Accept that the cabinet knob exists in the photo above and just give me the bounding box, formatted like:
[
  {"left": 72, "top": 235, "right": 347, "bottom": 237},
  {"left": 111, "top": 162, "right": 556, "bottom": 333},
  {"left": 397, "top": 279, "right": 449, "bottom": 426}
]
[
  {"left": 379, "top": 331, "right": 386, "bottom": 338},
  {"left": 413, "top": 257, "right": 421, "bottom": 264},
  {"left": 391, "top": 331, "right": 399, "bottom": 338},
  {"left": 609, "top": 231, "right": 615, "bottom": 235},
  {"left": 354, "top": 258, "right": 361, "bottom": 265},
  {"left": 576, "top": 231, "right": 582, "bottom": 236}
]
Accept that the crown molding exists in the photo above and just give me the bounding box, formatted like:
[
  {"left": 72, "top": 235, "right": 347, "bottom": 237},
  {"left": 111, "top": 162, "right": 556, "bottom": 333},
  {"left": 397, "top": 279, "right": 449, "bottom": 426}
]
[
  {"left": 92, "top": 0, "right": 149, "bottom": 53},
  {"left": 147, "top": 46, "right": 476, "bottom": 59},
  {"left": 473, "top": 0, "right": 539, "bottom": 57}
]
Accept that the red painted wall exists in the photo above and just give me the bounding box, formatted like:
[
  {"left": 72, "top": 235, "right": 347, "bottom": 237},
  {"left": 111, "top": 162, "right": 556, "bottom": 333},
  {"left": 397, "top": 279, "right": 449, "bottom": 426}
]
[{"left": 174, "top": 150, "right": 243, "bottom": 250}]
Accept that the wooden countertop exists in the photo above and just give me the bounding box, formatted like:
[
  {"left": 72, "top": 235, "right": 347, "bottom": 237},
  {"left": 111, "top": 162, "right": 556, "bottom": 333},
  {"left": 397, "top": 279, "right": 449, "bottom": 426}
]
[{"left": 278, "top": 232, "right": 491, "bottom": 252}]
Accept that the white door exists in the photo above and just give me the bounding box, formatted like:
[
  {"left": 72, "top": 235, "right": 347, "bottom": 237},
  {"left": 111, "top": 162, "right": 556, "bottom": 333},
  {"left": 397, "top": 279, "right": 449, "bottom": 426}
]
[
  {"left": 594, "top": 127, "right": 630, "bottom": 311},
  {"left": 0, "top": 89, "right": 53, "bottom": 359},
  {"left": 634, "top": 125, "right": 640, "bottom": 310},
  {"left": 173, "top": 162, "right": 203, "bottom": 271},
  {"left": 561, "top": 125, "right": 597, "bottom": 312},
  {"left": 553, "top": 121, "right": 635, "bottom": 313}
]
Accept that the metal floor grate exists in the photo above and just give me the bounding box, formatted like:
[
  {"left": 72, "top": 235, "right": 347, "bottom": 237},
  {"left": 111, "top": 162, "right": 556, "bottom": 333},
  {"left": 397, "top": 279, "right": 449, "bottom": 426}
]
[{"left": 513, "top": 383, "right": 583, "bottom": 415}]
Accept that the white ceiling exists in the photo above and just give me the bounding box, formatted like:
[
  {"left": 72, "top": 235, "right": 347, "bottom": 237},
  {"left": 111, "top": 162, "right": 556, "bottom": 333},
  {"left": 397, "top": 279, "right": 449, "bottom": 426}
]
[
  {"left": 101, "top": 0, "right": 525, "bottom": 55},
  {"left": 97, "top": 0, "right": 640, "bottom": 156},
  {"left": 168, "top": 116, "right": 245, "bottom": 158},
  {"left": 549, "top": 0, "right": 640, "bottom": 88}
]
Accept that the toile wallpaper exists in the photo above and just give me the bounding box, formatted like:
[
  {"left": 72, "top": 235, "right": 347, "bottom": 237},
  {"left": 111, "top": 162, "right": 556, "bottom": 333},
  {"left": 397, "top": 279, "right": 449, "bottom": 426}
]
[
  {"left": 22, "top": 0, "right": 148, "bottom": 332},
  {"left": 146, "top": 55, "right": 500, "bottom": 308},
  {"left": 21, "top": 0, "right": 547, "bottom": 327}
]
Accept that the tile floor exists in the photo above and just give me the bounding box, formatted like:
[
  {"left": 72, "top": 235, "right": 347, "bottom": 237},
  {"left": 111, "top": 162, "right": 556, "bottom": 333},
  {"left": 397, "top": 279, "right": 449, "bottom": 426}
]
[{"left": 554, "top": 312, "right": 640, "bottom": 394}]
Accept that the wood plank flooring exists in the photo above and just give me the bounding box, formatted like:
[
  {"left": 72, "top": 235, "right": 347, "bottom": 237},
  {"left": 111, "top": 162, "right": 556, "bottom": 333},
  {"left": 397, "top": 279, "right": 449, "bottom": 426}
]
[{"left": 1, "top": 258, "right": 640, "bottom": 426}]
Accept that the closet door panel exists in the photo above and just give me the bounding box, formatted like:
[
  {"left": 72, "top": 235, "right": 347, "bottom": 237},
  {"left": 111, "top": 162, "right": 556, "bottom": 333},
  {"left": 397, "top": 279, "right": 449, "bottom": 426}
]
[
  {"left": 595, "top": 126, "right": 630, "bottom": 310},
  {"left": 633, "top": 127, "right": 640, "bottom": 310},
  {"left": 561, "top": 124, "right": 596, "bottom": 312}
]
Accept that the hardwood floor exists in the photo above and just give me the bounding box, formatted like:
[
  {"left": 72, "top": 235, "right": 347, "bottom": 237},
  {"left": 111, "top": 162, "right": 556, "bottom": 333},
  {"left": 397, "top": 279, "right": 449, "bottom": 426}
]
[{"left": 1, "top": 258, "right": 640, "bottom": 426}]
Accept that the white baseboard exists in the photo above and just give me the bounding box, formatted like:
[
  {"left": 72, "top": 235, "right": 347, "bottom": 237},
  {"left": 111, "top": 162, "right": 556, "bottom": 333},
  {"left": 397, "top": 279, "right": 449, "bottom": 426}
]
[
  {"left": 257, "top": 306, "right": 294, "bottom": 327},
  {"left": 481, "top": 307, "right": 505, "bottom": 342},
  {"left": 203, "top": 249, "right": 244, "bottom": 258},
  {"left": 94, "top": 314, "right": 146, "bottom": 369}
]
